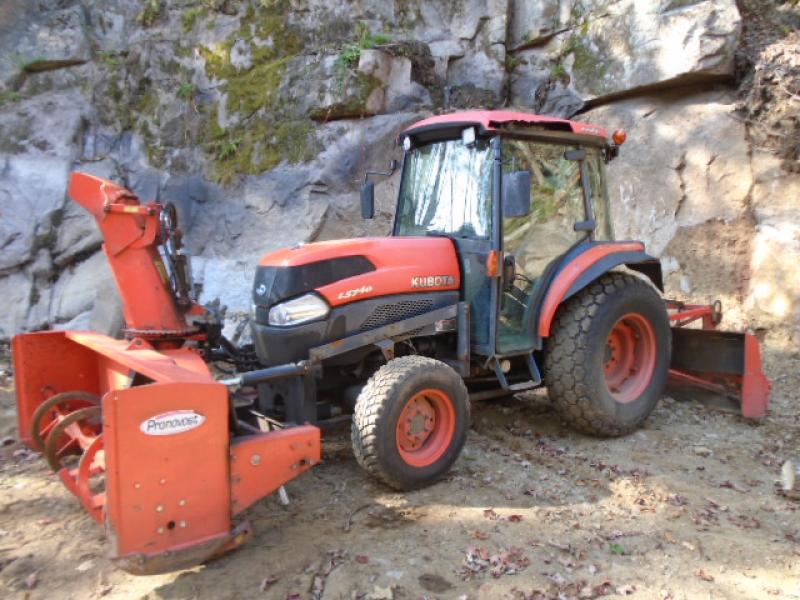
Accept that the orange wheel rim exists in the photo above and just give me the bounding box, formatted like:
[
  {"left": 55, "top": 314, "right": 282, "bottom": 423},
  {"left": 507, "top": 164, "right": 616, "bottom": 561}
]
[
  {"left": 603, "top": 312, "right": 657, "bottom": 404},
  {"left": 396, "top": 388, "right": 456, "bottom": 467}
]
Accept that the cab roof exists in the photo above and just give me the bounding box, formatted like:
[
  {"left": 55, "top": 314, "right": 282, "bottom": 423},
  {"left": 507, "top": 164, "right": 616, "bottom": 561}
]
[{"left": 400, "top": 110, "right": 609, "bottom": 144}]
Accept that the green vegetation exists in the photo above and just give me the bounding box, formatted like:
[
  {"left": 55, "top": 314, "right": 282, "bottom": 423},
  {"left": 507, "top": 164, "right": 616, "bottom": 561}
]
[
  {"left": 505, "top": 54, "right": 524, "bottom": 72},
  {"left": 17, "top": 56, "right": 46, "bottom": 73},
  {"left": 137, "top": 0, "right": 163, "bottom": 27},
  {"left": 204, "top": 112, "right": 316, "bottom": 185},
  {"left": 552, "top": 63, "right": 568, "bottom": 79},
  {"left": 182, "top": 6, "right": 208, "bottom": 32},
  {"left": 177, "top": 82, "right": 197, "bottom": 100},
  {"left": 99, "top": 51, "right": 125, "bottom": 68},
  {"left": 193, "top": 3, "right": 319, "bottom": 181},
  {"left": 609, "top": 543, "right": 626, "bottom": 555},
  {"left": 0, "top": 90, "right": 23, "bottom": 106},
  {"left": 309, "top": 72, "right": 382, "bottom": 122},
  {"left": 335, "top": 27, "right": 391, "bottom": 73}
]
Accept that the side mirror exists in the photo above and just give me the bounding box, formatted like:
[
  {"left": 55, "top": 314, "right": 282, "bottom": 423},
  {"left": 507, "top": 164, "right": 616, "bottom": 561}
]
[
  {"left": 361, "top": 181, "right": 375, "bottom": 219},
  {"left": 503, "top": 171, "right": 531, "bottom": 218}
]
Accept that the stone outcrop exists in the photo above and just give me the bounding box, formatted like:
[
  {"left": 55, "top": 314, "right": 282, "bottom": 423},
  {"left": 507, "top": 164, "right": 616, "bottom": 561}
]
[{"left": 0, "top": 0, "right": 797, "bottom": 341}]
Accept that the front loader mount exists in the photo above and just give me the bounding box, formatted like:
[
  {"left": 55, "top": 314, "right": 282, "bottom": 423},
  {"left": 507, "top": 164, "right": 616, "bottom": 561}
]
[{"left": 13, "top": 173, "right": 321, "bottom": 574}]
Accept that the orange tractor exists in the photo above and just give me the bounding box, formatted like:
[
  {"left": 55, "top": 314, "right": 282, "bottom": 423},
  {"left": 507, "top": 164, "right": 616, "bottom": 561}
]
[{"left": 13, "top": 110, "right": 770, "bottom": 573}]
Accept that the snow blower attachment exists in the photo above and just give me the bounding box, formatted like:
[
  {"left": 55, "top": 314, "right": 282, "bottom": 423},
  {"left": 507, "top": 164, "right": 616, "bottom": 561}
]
[
  {"left": 667, "top": 301, "right": 770, "bottom": 418},
  {"left": 13, "top": 173, "right": 320, "bottom": 575}
]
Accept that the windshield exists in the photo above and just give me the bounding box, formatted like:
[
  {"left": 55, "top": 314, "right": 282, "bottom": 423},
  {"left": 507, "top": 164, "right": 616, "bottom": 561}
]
[{"left": 395, "top": 139, "right": 493, "bottom": 239}]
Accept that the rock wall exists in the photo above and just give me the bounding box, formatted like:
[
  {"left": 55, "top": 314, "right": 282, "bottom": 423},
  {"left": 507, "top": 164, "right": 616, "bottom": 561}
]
[{"left": 0, "top": 0, "right": 797, "bottom": 342}]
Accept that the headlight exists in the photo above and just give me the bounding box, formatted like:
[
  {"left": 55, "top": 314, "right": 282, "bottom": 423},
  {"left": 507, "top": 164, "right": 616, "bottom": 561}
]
[{"left": 268, "top": 293, "right": 329, "bottom": 327}]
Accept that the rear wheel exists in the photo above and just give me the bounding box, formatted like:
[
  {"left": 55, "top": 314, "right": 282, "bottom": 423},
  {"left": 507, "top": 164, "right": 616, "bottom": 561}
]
[
  {"left": 352, "top": 356, "right": 470, "bottom": 490},
  {"left": 544, "top": 272, "right": 670, "bottom": 436}
]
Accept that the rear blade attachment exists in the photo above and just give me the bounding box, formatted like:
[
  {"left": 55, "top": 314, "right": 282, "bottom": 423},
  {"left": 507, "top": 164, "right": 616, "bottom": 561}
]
[{"left": 667, "top": 300, "right": 771, "bottom": 418}]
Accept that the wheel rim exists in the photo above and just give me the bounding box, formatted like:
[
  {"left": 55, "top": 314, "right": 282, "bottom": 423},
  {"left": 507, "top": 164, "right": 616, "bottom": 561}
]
[
  {"left": 603, "top": 312, "right": 657, "bottom": 404},
  {"left": 396, "top": 388, "right": 456, "bottom": 468}
]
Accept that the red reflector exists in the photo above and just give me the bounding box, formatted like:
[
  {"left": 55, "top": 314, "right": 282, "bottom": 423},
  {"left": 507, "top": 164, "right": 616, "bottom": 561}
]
[
  {"left": 612, "top": 129, "right": 627, "bottom": 145},
  {"left": 486, "top": 250, "right": 500, "bottom": 277}
]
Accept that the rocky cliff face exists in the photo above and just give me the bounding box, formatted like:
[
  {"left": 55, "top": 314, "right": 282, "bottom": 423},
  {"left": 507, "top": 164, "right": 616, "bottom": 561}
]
[{"left": 0, "top": 0, "right": 797, "bottom": 342}]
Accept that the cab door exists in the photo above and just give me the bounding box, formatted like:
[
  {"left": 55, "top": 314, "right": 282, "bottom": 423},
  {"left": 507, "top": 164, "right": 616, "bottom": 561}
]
[{"left": 496, "top": 139, "right": 601, "bottom": 354}]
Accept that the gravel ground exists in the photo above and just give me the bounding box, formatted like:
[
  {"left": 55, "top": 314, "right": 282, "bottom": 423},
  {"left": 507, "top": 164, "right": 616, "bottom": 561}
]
[{"left": 0, "top": 335, "right": 798, "bottom": 600}]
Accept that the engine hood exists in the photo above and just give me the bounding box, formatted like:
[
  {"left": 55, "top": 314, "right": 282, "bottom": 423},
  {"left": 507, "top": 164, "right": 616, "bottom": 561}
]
[{"left": 253, "top": 237, "right": 461, "bottom": 309}]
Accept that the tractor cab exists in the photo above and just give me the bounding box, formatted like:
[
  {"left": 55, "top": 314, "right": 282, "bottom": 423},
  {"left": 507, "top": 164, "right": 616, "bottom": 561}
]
[{"left": 363, "top": 111, "right": 626, "bottom": 363}]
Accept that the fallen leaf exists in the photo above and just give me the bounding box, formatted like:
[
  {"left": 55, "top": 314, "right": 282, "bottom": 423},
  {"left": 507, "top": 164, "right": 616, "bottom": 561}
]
[
  {"left": 260, "top": 575, "right": 279, "bottom": 591},
  {"left": 369, "top": 585, "right": 394, "bottom": 600},
  {"left": 729, "top": 514, "right": 760, "bottom": 529},
  {"left": 695, "top": 569, "right": 714, "bottom": 582},
  {"left": 474, "top": 530, "right": 489, "bottom": 540},
  {"left": 355, "top": 555, "right": 369, "bottom": 564},
  {"left": 616, "top": 584, "right": 636, "bottom": 595},
  {"left": 720, "top": 480, "right": 748, "bottom": 493},
  {"left": 25, "top": 571, "right": 38, "bottom": 590},
  {"left": 76, "top": 559, "right": 94, "bottom": 572},
  {"left": 508, "top": 514, "right": 524, "bottom": 523}
]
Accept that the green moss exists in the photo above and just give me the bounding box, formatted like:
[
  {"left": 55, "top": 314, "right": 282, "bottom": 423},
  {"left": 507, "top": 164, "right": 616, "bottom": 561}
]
[
  {"left": 562, "top": 31, "right": 621, "bottom": 95},
  {"left": 0, "top": 90, "right": 23, "bottom": 106},
  {"left": 99, "top": 51, "right": 125, "bottom": 68},
  {"left": 193, "top": 3, "right": 323, "bottom": 182},
  {"left": 137, "top": 0, "right": 163, "bottom": 27},
  {"left": 228, "top": 57, "right": 289, "bottom": 115},
  {"left": 552, "top": 63, "right": 568, "bottom": 78},
  {"left": 309, "top": 72, "right": 382, "bottom": 122},
  {"left": 204, "top": 112, "right": 316, "bottom": 184},
  {"left": 505, "top": 54, "right": 524, "bottom": 72},
  {"left": 334, "top": 27, "right": 391, "bottom": 74},
  {"left": 182, "top": 6, "right": 208, "bottom": 32},
  {"left": 177, "top": 81, "right": 197, "bottom": 100}
]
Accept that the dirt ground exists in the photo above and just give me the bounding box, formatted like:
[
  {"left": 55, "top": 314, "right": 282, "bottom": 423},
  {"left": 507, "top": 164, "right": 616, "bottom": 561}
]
[{"left": 0, "top": 335, "right": 798, "bottom": 600}]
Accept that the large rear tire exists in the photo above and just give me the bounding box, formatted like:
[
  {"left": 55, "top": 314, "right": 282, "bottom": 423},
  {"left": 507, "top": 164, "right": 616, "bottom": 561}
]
[
  {"left": 544, "top": 272, "right": 670, "bottom": 436},
  {"left": 352, "top": 356, "right": 470, "bottom": 490}
]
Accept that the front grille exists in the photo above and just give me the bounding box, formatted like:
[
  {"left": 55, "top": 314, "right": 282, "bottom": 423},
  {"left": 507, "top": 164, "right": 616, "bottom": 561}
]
[{"left": 360, "top": 299, "right": 435, "bottom": 331}]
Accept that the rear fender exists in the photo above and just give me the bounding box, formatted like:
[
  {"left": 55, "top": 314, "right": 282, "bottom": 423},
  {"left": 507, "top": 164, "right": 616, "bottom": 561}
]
[{"left": 537, "top": 242, "right": 663, "bottom": 338}]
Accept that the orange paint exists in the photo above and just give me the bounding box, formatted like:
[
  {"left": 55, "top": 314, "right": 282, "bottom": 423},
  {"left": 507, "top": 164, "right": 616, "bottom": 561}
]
[
  {"left": 68, "top": 172, "right": 192, "bottom": 334},
  {"left": 537, "top": 242, "right": 645, "bottom": 337},
  {"left": 401, "top": 110, "right": 609, "bottom": 141},
  {"left": 259, "top": 237, "right": 461, "bottom": 307}
]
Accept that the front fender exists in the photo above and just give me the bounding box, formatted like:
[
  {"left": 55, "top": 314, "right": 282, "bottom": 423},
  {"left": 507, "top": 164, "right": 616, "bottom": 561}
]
[{"left": 537, "top": 242, "right": 663, "bottom": 338}]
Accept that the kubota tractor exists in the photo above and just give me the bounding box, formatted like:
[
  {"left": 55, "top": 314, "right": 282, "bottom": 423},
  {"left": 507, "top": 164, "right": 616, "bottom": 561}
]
[{"left": 12, "top": 110, "right": 770, "bottom": 573}]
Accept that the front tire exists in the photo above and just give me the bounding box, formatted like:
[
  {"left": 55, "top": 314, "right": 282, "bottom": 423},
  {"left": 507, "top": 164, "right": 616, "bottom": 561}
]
[
  {"left": 351, "top": 356, "right": 470, "bottom": 490},
  {"left": 544, "top": 272, "right": 670, "bottom": 436}
]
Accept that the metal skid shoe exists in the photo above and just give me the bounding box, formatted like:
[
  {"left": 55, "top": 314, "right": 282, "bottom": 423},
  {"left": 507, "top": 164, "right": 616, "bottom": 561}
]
[{"left": 14, "top": 330, "right": 320, "bottom": 574}]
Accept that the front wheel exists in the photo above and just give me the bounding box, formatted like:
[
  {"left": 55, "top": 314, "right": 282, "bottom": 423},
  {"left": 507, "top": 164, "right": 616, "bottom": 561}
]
[
  {"left": 544, "top": 272, "right": 670, "bottom": 436},
  {"left": 352, "top": 356, "right": 470, "bottom": 490}
]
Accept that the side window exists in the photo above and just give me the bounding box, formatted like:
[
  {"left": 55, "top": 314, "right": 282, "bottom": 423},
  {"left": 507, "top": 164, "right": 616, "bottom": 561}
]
[
  {"left": 586, "top": 150, "right": 614, "bottom": 241},
  {"left": 502, "top": 140, "right": 586, "bottom": 282}
]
